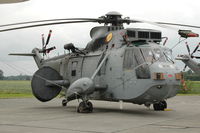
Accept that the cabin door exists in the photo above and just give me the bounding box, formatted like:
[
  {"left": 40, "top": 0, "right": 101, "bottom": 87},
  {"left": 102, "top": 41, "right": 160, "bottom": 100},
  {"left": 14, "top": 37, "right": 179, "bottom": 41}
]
[{"left": 68, "top": 57, "right": 83, "bottom": 82}]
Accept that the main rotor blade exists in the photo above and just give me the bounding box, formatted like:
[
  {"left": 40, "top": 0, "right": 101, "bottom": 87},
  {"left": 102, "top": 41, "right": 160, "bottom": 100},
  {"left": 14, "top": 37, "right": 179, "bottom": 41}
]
[
  {"left": 156, "top": 22, "right": 200, "bottom": 29},
  {"left": 129, "top": 19, "right": 178, "bottom": 30},
  {"left": 130, "top": 19, "right": 200, "bottom": 30},
  {"left": 0, "top": 20, "right": 97, "bottom": 32},
  {"left": 0, "top": 18, "right": 100, "bottom": 28}
]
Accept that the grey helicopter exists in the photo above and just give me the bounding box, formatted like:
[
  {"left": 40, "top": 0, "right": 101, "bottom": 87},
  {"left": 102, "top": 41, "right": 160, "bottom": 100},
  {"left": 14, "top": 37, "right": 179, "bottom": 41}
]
[
  {"left": 1, "top": 11, "right": 200, "bottom": 113},
  {"left": 176, "top": 38, "right": 200, "bottom": 75},
  {"left": 0, "top": 0, "right": 29, "bottom": 4}
]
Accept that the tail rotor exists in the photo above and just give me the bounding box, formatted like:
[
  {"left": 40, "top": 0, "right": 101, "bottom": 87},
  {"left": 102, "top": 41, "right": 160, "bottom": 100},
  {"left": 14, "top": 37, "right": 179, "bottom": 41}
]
[
  {"left": 40, "top": 30, "right": 56, "bottom": 57},
  {"left": 183, "top": 42, "right": 200, "bottom": 71}
]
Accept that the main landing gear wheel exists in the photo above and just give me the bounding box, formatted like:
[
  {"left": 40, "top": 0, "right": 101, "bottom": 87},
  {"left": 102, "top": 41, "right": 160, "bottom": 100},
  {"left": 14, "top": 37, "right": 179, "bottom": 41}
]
[
  {"left": 77, "top": 101, "right": 93, "bottom": 113},
  {"left": 62, "top": 99, "right": 67, "bottom": 107},
  {"left": 153, "top": 101, "right": 167, "bottom": 111}
]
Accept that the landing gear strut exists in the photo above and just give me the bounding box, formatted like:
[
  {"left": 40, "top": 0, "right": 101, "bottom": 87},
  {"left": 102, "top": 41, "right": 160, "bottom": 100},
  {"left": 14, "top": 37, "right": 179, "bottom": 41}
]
[
  {"left": 77, "top": 101, "right": 93, "bottom": 113},
  {"left": 153, "top": 101, "right": 167, "bottom": 111}
]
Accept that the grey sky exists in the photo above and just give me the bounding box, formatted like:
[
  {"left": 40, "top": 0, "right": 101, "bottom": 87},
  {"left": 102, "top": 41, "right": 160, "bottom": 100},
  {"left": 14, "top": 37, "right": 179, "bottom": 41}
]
[{"left": 0, "top": 0, "right": 200, "bottom": 76}]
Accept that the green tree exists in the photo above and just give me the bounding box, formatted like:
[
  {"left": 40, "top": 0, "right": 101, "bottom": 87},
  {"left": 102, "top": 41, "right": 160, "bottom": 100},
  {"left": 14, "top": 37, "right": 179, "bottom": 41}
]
[{"left": 0, "top": 69, "right": 4, "bottom": 80}]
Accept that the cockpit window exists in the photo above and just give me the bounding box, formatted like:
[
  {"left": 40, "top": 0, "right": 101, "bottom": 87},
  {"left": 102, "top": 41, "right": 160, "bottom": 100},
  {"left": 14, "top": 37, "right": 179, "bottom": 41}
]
[
  {"left": 133, "top": 48, "right": 145, "bottom": 65},
  {"left": 141, "top": 48, "right": 155, "bottom": 63},
  {"left": 123, "top": 49, "right": 137, "bottom": 69},
  {"left": 153, "top": 48, "right": 165, "bottom": 62},
  {"left": 123, "top": 48, "right": 150, "bottom": 79},
  {"left": 163, "top": 49, "right": 174, "bottom": 63}
]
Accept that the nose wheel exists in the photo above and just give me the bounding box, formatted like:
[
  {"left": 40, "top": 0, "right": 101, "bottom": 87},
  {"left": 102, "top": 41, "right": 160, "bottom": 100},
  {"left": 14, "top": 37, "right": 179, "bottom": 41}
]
[
  {"left": 153, "top": 101, "right": 167, "bottom": 111},
  {"left": 77, "top": 101, "right": 93, "bottom": 113}
]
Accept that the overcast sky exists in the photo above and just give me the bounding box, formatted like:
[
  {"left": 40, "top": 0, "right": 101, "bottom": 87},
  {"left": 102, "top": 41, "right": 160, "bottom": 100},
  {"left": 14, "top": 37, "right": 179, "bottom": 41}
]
[{"left": 0, "top": 0, "right": 200, "bottom": 76}]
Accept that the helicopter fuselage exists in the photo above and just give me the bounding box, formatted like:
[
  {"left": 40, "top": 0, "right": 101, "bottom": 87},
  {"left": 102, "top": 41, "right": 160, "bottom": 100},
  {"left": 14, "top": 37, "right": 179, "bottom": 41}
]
[{"left": 32, "top": 27, "right": 181, "bottom": 106}]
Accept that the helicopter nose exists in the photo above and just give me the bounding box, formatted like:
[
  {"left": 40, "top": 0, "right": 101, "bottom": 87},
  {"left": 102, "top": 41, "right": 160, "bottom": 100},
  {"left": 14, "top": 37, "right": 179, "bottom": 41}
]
[{"left": 150, "top": 62, "right": 181, "bottom": 81}]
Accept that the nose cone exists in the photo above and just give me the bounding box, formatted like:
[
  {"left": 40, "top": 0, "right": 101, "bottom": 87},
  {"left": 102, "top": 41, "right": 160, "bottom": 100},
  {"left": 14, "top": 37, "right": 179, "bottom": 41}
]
[
  {"left": 150, "top": 62, "right": 180, "bottom": 74},
  {"left": 149, "top": 62, "right": 181, "bottom": 98}
]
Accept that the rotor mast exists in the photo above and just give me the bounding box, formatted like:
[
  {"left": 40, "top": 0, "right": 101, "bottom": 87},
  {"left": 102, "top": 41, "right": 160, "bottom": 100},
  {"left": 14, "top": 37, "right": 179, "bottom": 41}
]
[{"left": 99, "top": 11, "right": 130, "bottom": 27}]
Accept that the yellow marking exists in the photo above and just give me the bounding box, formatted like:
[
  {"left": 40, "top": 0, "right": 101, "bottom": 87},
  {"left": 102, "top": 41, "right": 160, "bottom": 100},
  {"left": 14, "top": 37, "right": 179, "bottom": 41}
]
[
  {"left": 164, "top": 108, "right": 172, "bottom": 111},
  {"left": 105, "top": 33, "right": 113, "bottom": 42}
]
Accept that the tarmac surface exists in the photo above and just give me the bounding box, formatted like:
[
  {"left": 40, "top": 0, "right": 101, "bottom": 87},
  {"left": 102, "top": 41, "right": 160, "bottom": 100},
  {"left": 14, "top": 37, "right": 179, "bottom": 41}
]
[{"left": 0, "top": 96, "right": 200, "bottom": 133}]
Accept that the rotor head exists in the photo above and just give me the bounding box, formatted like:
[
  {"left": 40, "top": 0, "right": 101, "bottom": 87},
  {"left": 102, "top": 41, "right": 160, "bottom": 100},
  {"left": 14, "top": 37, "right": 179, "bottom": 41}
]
[{"left": 99, "top": 11, "right": 130, "bottom": 26}]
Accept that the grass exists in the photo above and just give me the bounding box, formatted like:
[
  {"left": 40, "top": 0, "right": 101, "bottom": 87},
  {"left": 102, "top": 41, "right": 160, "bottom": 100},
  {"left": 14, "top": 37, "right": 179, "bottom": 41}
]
[
  {"left": 0, "top": 93, "right": 33, "bottom": 98},
  {"left": 0, "top": 80, "right": 33, "bottom": 98},
  {"left": 179, "top": 81, "right": 200, "bottom": 94}
]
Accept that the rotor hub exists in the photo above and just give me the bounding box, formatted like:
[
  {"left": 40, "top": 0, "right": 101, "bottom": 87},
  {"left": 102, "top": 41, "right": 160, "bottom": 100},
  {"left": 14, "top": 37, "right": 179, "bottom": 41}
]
[
  {"left": 106, "top": 11, "right": 122, "bottom": 18},
  {"left": 99, "top": 11, "right": 129, "bottom": 26}
]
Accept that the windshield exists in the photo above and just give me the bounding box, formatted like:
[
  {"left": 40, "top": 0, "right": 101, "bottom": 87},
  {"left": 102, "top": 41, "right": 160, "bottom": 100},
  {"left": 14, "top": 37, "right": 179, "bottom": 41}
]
[
  {"left": 141, "top": 48, "right": 155, "bottom": 63},
  {"left": 140, "top": 48, "right": 166, "bottom": 63},
  {"left": 163, "top": 48, "right": 174, "bottom": 63},
  {"left": 153, "top": 48, "right": 166, "bottom": 62}
]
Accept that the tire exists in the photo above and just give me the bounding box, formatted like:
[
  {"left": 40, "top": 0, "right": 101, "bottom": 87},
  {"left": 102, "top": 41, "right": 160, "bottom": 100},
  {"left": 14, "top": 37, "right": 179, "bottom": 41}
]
[
  {"left": 77, "top": 102, "right": 86, "bottom": 113},
  {"left": 87, "top": 101, "right": 93, "bottom": 112},
  {"left": 62, "top": 99, "right": 67, "bottom": 107},
  {"left": 153, "top": 101, "right": 166, "bottom": 111},
  {"left": 153, "top": 103, "right": 161, "bottom": 111},
  {"left": 77, "top": 101, "right": 93, "bottom": 113},
  {"left": 161, "top": 101, "right": 167, "bottom": 109}
]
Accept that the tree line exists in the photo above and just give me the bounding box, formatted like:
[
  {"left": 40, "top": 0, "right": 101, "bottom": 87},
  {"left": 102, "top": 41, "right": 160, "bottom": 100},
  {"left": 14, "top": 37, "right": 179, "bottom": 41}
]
[
  {"left": 0, "top": 69, "right": 32, "bottom": 80},
  {"left": 183, "top": 69, "right": 200, "bottom": 81}
]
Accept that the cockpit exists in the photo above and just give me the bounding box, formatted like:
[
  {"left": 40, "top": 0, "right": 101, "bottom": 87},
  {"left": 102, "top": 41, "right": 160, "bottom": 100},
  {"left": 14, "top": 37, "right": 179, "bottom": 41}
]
[
  {"left": 140, "top": 47, "right": 173, "bottom": 63},
  {"left": 124, "top": 47, "right": 173, "bottom": 66},
  {"left": 123, "top": 46, "right": 174, "bottom": 79}
]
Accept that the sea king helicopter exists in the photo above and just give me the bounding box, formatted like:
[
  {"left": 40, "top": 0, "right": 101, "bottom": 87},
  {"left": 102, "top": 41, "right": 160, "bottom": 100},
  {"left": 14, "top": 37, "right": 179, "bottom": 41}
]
[
  {"left": 1, "top": 11, "right": 200, "bottom": 113},
  {"left": 176, "top": 41, "right": 200, "bottom": 74},
  {"left": 0, "top": 0, "right": 29, "bottom": 4}
]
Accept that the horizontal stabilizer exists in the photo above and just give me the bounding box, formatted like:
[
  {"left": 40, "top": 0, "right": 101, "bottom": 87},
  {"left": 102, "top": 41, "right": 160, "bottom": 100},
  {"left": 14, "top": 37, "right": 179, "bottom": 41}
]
[{"left": 9, "top": 53, "right": 36, "bottom": 56}]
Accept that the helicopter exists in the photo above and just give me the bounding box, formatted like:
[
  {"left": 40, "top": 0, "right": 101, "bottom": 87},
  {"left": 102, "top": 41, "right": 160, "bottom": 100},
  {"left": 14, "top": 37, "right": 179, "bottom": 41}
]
[
  {"left": 175, "top": 34, "right": 200, "bottom": 75},
  {"left": 1, "top": 11, "right": 200, "bottom": 113},
  {"left": 0, "top": 0, "right": 29, "bottom": 4}
]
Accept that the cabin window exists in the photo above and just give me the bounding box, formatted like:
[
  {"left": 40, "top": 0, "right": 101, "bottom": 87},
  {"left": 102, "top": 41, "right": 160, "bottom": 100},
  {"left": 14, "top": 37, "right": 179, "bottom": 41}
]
[{"left": 71, "top": 61, "right": 78, "bottom": 76}]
